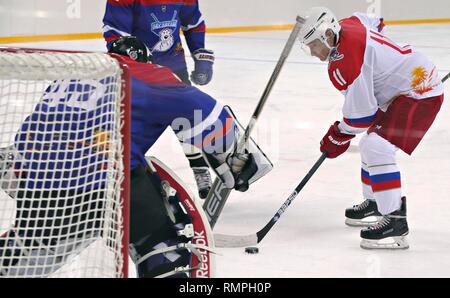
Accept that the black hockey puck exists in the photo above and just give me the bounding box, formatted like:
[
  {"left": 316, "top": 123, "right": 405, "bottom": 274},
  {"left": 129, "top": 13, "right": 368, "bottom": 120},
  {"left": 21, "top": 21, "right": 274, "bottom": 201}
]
[{"left": 245, "top": 247, "right": 259, "bottom": 254}]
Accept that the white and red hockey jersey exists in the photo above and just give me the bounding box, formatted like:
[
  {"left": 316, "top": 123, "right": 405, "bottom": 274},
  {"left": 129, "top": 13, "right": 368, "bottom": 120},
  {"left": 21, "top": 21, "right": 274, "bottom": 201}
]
[{"left": 329, "top": 13, "right": 444, "bottom": 134}]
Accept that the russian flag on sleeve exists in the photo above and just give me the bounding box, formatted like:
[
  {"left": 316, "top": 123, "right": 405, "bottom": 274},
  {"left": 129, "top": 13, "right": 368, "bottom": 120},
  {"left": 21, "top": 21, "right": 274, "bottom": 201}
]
[
  {"left": 344, "top": 112, "right": 378, "bottom": 128},
  {"left": 370, "top": 172, "right": 401, "bottom": 192}
]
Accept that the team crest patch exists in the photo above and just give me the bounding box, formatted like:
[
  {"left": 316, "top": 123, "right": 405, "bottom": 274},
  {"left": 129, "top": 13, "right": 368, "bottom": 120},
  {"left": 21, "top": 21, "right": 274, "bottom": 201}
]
[
  {"left": 150, "top": 11, "right": 178, "bottom": 52},
  {"left": 329, "top": 48, "right": 344, "bottom": 63}
]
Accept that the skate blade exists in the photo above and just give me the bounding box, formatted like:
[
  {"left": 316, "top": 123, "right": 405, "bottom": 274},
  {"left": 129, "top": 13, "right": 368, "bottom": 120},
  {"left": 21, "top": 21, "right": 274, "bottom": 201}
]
[
  {"left": 360, "top": 235, "right": 409, "bottom": 250},
  {"left": 345, "top": 216, "right": 382, "bottom": 227}
]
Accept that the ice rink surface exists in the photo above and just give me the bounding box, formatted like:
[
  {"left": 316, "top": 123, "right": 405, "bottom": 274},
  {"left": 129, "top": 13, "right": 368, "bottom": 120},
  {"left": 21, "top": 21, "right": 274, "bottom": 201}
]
[{"left": 3, "top": 22, "right": 450, "bottom": 277}]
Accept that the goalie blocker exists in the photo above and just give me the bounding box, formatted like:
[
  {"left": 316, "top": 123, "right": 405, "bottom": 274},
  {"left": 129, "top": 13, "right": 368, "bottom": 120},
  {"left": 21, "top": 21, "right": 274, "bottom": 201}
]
[{"left": 202, "top": 106, "right": 273, "bottom": 192}]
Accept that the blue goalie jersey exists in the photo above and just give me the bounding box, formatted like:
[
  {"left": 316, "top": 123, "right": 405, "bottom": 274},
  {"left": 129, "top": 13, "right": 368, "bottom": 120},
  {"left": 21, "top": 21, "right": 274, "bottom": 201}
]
[
  {"left": 14, "top": 57, "right": 235, "bottom": 192},
  {"left": 14, "top": 77, "right": 119, "bottom": 192}
]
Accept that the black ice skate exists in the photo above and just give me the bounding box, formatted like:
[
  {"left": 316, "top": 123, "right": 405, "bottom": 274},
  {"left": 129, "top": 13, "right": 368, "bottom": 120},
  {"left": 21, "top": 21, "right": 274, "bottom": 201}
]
[
  {"left": 345, "top": 199, "right": 382, "bottom": 227},
  {"left": 360, "top": 197, "right": 409, "bottom": 250}
]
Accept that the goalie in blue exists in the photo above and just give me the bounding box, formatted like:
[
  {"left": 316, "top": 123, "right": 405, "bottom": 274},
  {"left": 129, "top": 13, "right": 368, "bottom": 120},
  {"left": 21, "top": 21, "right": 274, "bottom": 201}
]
[{"left": 0, "top": 37, "right": 272, "bottom": 278}]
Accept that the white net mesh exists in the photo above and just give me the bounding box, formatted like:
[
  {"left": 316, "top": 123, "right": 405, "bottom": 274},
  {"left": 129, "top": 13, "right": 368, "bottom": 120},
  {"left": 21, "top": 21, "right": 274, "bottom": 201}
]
[{"left": 0, "top": 49, "right": 127, "bottom": 278}]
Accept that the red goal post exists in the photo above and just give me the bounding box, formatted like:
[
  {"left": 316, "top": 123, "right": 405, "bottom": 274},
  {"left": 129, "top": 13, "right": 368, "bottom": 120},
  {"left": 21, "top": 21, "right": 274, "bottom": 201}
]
[{"left": 0, "top": 47, "right": 130, "bottom": 278}]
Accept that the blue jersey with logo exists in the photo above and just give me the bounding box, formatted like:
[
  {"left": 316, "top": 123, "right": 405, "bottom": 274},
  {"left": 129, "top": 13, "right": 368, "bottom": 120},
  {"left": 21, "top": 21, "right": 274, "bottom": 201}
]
[
  {"left": 14, "top": 57, "right": 234, "bottom": 192},
  {"left": 103, "top": 0, "right": 206, "bottom": 72},
  {"left": 14, "top": 77, "right": 118, "bottom": 192}
]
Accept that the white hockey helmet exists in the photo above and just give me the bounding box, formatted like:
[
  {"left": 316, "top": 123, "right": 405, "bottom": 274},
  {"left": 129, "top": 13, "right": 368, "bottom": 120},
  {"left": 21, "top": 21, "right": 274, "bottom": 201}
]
[{"left": 299, "top": 7, "right": 341, "bottom": 48}]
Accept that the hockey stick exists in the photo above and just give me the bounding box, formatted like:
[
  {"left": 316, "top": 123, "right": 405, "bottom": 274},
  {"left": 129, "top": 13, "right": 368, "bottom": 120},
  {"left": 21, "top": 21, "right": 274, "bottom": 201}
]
[
  {"left": 214, "top": 71, "right": 450, "bottom": 248},
  {"left": 203, "top": 16, "right": 306, "bottom": 229},
  {"left": 214, "top": 152, "right": 327, "bottom": 247},
  {"left": 442, "top": 71, "right": 450, "bottom": 83}
]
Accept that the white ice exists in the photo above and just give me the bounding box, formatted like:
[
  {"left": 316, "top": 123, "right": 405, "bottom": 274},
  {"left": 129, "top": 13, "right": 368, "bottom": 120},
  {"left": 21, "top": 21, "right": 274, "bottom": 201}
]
[{"left": 3, "top": 22, "right": 450, "bottom": 278}]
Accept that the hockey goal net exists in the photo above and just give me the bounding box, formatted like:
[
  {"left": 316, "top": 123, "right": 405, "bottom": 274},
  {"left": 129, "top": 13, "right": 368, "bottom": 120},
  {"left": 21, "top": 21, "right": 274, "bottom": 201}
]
[{"left": 0, "top": 48, "right": 130, "bottom": 278}]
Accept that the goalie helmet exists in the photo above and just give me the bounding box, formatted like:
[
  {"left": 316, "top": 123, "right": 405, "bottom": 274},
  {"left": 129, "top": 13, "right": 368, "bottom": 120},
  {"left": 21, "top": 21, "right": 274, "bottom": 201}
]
[
  {"left": 108, "top": 36, "right": 153, "bottom": 63},
  {"left": 299, "top": 7, "right": 341, "bottom": 48}
]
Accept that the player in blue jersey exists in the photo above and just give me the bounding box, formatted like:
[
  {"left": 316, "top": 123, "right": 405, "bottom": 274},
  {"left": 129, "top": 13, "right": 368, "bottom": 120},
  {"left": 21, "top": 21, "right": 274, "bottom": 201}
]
[
  {"left": 103, "top": 0, "right": 214, "bottom": 86},
  {"left": 0, "top": 37, "right": 271, "bottom": 277},
  {"left": 103, "top": 0, "right": 215, "bottom": 200}
]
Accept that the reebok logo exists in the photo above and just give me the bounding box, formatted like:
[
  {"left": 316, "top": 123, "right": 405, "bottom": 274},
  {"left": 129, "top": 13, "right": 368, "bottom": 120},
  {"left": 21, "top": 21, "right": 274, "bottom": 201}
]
[{"left": 193, "top": 231, "right": 209, "bottom": 278}]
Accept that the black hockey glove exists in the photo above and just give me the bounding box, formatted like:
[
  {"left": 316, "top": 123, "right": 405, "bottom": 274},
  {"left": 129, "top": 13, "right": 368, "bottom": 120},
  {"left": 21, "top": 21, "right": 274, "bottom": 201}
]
[{"left": 232, "top": 153, "right": 258, "bottom": 192}]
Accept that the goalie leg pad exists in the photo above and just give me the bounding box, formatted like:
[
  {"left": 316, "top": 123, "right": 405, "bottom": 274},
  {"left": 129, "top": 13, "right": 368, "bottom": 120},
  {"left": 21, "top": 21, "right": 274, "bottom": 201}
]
[
  {"left": 129, "top": 166, "right": 179, "bottom": 252},
  {"left": 130, "top": 157, "right": 216, "bottom": 278}
]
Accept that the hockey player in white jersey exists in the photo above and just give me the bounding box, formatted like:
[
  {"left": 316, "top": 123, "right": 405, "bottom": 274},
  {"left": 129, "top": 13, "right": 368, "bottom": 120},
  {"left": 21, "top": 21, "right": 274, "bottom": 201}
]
[{"left": 299, "top": 7, "right": 444, "bottom": 249}]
